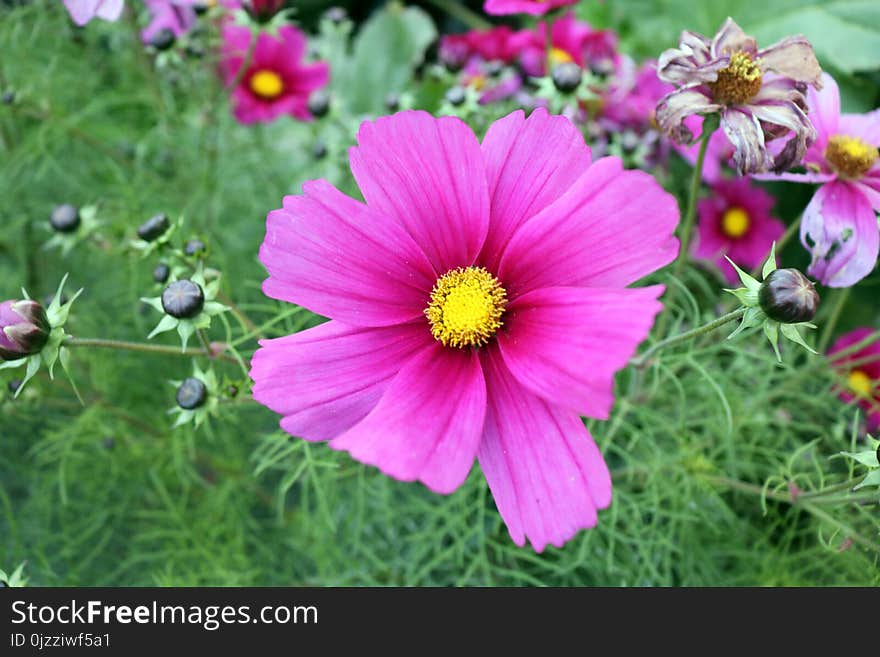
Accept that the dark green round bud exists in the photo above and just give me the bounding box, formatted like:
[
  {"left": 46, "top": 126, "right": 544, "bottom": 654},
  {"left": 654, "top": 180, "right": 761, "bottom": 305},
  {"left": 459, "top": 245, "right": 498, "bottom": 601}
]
[
  {"left": 176, "top": 377, "right": 207, "bottom": 410},
  {"left": 50, "top": 204, "right": 80, "bottom": 233},
  {"left": 324, "top": 7, "right": 347, "bottom": 24},
  {"left": 184, "top": 238, "right": 206, "bottom": 257},
  {"left": 307, "top": 90, "right": 330, "bottom": 118},
  {"left": 445, "top": 86, "right": 466, "bottom": 107},
  {"left": 758, "top": 268, "right": 819, "bottom": 323},
  {"left": 193, "top": 3, "right": 209, "bottom": 15},
  {"left": 1, "top": 91, "right": 14, "bottom": 105},
  {"left": 552, "top": 62, "right": 582, "bottom": 93},
  {"left": 484, "top": 60, "right": 503, "bottom": 78},
  {"left": 161, "top": 280, "right": 204, "bottom": 319},
  {"left": 385, "top": 93, "right": 400, "bottom": 113},
  {"left": 153, "top": 262, "right": 170, "bottom": 284},
  {"left": 149, "top": 27, "right": 176, "bottom": 51},
  {"left": 102, "top": 436, "right": 116, "bottom": 450},
  {"left": 313, "top": 140, "right": 327, "bottom": 160},
  {"left": 137, "top": 213, "right": 170, "bottom": 242}
]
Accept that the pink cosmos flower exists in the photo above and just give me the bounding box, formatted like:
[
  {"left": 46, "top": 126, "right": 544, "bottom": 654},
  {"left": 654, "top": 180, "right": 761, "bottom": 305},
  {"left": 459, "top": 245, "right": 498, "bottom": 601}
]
[
  {"left": 220, "top": 24, "right": 329, "bottom": 125},
  {"left": 250, "top": 109, "right": 680, "bottom": 551},
  {"left": 756, "top": 74, "right": 880, "bottom": 288},
  {"left": 828, "top": 328, "right": 880, "bottom": 432},
  {"left": 516, "top": 12, "right": 619, "bottom": 78},
  {"left": 675, "top": 115, "right": 736, "bottom": 184},
  {"left": 141, "top": 0, "right": 198, "bottom": 45},
  {"left": 602, "top": 59, "right": 672, "bottom": 131},
  {"left": 62, "top": 0, "right": 124, "bottom": 26},
  {"left": 693, "top": 178, "right": 785, "bottom": 283},
  {"left": 439, "top": 27, "right": 525, "bottom": 104},
  {"left": 484, "top": 0, "right": 578, "bottom": 16}
]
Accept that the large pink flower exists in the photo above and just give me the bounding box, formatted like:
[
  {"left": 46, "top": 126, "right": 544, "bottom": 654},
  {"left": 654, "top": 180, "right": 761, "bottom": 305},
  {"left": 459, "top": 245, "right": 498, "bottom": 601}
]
[
  {"left": 220, "top": 24, "right": 329, "bottom": 125},
  {"left": 828, "top": 328, "right": 880, "bottom": 432},
  {"left": 250, "top": 109, "right": 679, "bottom": 551},
  {"left": 484, "top": 0, "right": 578, "bottom": 16},
  {"left": 62, "top": 0, "right": 124, "bottom": 26},
  {"left": 693, "top": 178, "right": 785, "bottom": 283},
  {"left": 757, "top": 74, "right": 880, "bottom": 288}
]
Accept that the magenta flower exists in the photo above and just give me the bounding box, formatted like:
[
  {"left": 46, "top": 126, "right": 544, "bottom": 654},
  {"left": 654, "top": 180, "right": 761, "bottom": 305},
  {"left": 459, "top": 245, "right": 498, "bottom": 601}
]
[
  {"left": 484, "top": 0, "right": 578, "bottom": 16},
  {"left": 141, "top": 0, "right": 198, "bottom": 45},
  {"left": 438, "top": 27, "right": 525, "bottom": 104},
  {"left": 0, "top": 300, "right": 50, "bottom": 361},
  {"left": 515, "top": 12, "right": 619, "bottom": 78},
  {"left": 756, "top": 74, "right": 880, "bottom": 288},
  {"left": 220, "top": 24, "right": 329, "bottom": 125},
  {"left": 829, "top": 328, "right": 880, "bottom": 432},
  {"left": 693, "top": 178, "right": 785, "bottom": 283},
  {"left": 656, "top": 17, "right": 822, "bottom": 174},
  {"left": 602, "top": 59, "right": 672, "bottom": 130},
  {"left": 62, "top": 0, "right": 124, "bottom": 26},
  {"left": 250, "top": 109, "right": 679, "bottom": 551}
]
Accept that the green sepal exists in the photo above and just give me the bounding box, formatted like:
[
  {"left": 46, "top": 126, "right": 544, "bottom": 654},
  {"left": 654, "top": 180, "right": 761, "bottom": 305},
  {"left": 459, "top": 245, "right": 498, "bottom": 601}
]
[
  {"left": 854, "top": 469, "right": 880, "bottom": 491},
  {"left": 764, "top": 321, "right": 782, "bottom": 362}
]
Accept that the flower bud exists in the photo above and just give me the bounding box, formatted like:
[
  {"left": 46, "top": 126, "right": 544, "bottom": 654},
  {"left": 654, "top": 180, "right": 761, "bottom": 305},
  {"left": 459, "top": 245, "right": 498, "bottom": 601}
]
[
  {"left": 552, "top": 63, "right": 582, "bottom": 93},
  {"left": 149, "top": 27, "right": 176, "bottom": 51},
  {"left": 8, "top": 379, "right": 22, "bottom": 394},
  {"left": 307, "top": 90, "right": 331, "bottom": 118},
  {"left": 445, "top": 86, "right": 466, "bottom": 107},
  {"left": 323, "top": 6, "right": 347, "bottom": 24},
  {"left": 184, "top": 238, "right": 206, "bottom": 257},
  {"left": 385, "top": 93, "right": 400, "bottom": 112},
  {"left": 758, "top": 268, "right": 819, "bottom": 323},
  {"left": 176, "top": 377, "right": 207, "bottom": 410},
  {"left": 161, "top": 280, "right": 204, "bottom": 319},
  {"left": 0, "top": 300, "right": 51, "bottom": 361},
  {"left": 137, "top": 213, "right": 171, "bottom": 242},
  {"left": 50, "top": 204, "right": 80, "bottom": 233},
  {"left": 1, "top": 90, "right": 14, "bottom": 105},
  {"left": 153, "top": 262, "right": 171, "bottom": 284},
  {"left": 313, "top": 140, "right": 327, "bottom": 160},
  {"left": 246, "top": 0, "right": 286, "bottom": 23}
]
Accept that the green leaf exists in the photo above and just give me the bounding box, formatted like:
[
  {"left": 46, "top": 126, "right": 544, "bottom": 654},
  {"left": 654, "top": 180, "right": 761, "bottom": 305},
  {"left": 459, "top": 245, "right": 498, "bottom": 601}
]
[
  {"left": 333, "top": 3, "right": 437, "bottom": 115},
  {"left": 840, "top": 450, "right": 880, "bottom": 468},
  {"left": 853, "top": 468, "right": 880, "bottom": 490}
]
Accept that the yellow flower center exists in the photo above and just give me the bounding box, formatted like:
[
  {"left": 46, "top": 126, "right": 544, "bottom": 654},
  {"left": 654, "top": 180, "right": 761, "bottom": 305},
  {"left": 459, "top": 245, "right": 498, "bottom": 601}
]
[
  {"left": 709, "top": 51, "right": 762, "bottom": 106},
  {"left": 250, "top": 69, "right": 284, "bottom": 100},
  {"left": 848, "top": 370, "right": 873, "bottom": 397},
  {"left": 721, "top": 207, "right": 751, "bottom": 238},
  {"left": 549, "top": 48, "right": 574, "bottom": 66},
  {"left": 468, "top": 74, "right": 486, "bottom": 91},
  {"left": 824, "top": 134, "right": 878, "bottom": 180},
  {"left": 425, "top": 266, "right": 507, "bottom": 349}
]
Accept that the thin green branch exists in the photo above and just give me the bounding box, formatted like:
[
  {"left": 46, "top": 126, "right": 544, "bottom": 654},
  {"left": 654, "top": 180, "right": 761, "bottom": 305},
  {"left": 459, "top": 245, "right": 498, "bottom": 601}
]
[
  {"left": 66, "top": 337, "right": 239, "bottom": 364},
  {"left": 631, "top": 307, "right": 745, "bottom": 368}
]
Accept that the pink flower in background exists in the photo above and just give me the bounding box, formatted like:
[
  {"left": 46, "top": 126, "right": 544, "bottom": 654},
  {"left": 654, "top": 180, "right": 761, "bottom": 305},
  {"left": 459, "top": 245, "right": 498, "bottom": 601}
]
[
  {"left": 62, "top": 0, "right": 124, "bottom": 26},
  {"left": 693, "top": 178, "right": 784, "bottom": 283},
  {"left": 141, "top": 0, "right": 198, "bottom": 44},
  {"left": 756, "top": 74, "right": 880, "bottom": 288},
  {"left": 484, "top": 0, "right": 578, "bottom": 16},
  {"left": 250, "top": 109, "right": 679, "bottom": 551},
  {"left": 602, "top": 59, "right": 672, "bottom": 130},
  {"left": 829, "top": 328, "right": 880, "bottom": 431},
  {"left": 674, "top": 115, "right": 736, "bottom": 184},
  {"left": 516, "top": 13, "right": 619, "bottom": 77},
  {"left": 220, "top": 24, "right": 329, "bottom": 124},
  {"left": 439, "top": 27, "right": 525, "bottom": 104}
]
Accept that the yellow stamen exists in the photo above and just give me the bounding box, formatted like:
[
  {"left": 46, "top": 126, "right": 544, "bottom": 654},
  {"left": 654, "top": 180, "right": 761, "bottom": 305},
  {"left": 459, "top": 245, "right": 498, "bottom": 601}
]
[
  {"left": 549, "top": 47, "right": 573, "bottom": 66},
  {"left": 709, "top": 51, "right": 762, "bottom": 106},
  {"left": 721, "top": 207, "right": 751, "bottom": 238},
  {"left": 425, "top": 266, "right": 507, "bottom": 349},
  {"left": 250, "top": 69, "right": 284, "bottom": 100},
  {"left": 825, "top": 134, "right": 878, "bottom": 180},
  {"left": 848, "top": 370, "right": 873, "bottom": 397},
  {"left": 468, "top": 74, "right": 486, "bottom": 91}
]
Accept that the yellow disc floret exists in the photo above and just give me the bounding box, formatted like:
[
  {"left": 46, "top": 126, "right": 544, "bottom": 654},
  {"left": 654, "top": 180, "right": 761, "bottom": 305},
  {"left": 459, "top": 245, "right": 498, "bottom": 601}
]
[
  {"left": 825, "top": 135, "right": 878, "bottom": 180},
  {"left": 250, "top": 69, "right": 284, "bottom": 100},
  {"left": 425, "top": 266, "right": 507, "bottom": 349},
  {"left": 848, "top": 370, "right": 873, "bottom": 397},
  {"left": 721, "top": 207, "right": 751, "bottom": 238},
  {"left": 709, "top": 51, "right": 763, "bottom": 106},
  {"left": 549, "top": 48, "right": 574, "bottom": 66}
]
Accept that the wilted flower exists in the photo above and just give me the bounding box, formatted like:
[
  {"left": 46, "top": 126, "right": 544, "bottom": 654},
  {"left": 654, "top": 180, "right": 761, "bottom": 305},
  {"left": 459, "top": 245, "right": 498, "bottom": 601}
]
[
  {"left": 484, "top": 0, "right": 578, "bottom": 16},
  {"left": 694, "top": 177, "right": 785, "bottom": 283},
  {"left": 829, "top": 328, "right": 880, "bottom": 432},
  {"left": 756, "top": 74, "right": 880, "bottom": 288},
  {"left": 220, "top": 24, "right": 330, "bottom": 124},
  {"left": 62, "top": 0, "right": 124, "bottom": 26},
  {"left": 251, "top": 108, "right": 679, "bottom": 551},
  {"left": 0, "top": 300, "right": 50, "bottom": 361},
  {"left": 656, "top": 17, "right": 822, "bottom": 174}
]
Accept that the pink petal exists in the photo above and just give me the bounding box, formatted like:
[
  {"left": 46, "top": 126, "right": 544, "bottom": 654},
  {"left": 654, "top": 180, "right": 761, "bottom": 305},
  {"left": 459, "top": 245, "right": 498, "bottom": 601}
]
[
  {"left": 478, "top": 109, "right": 591, "bottom": 271},
  {"left": 805, "top": 73, "right": 840, "bottom": 147},
  {"left": 330, "top": 344, "right": 486, "bottom": 495},
  {"left": 757, "top": 37, "right": 822, "bottom": 86},
  {"left": 752, "top": 171, "right": 836, "bottom": 184},
  {"left": 478, "top": 348, "right": 612, "bottom": 552},
  {"left": 498, "top": 157, "right": 679, "bottom": 296},
  {"left": 350, "top": 111, "right": 490, "bottom": 273},
  {"left": 498, "top": 285, "right": 664, "bottom": 419},
  {"left": 250, "top": 321, "right": 432, "bottom": 442},
  {"left": 259, "top": 179, "right": 436, "bottom": 327},
  {"left": 802, "top": 181, "right": 879, "bottom": 288},
  {"left": 839, "top": 109, "right": 880, "bottom": 146}
]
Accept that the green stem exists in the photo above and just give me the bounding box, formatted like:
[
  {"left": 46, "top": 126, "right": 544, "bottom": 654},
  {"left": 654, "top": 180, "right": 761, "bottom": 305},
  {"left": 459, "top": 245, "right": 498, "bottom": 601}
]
[
  {"left": 818, "top": 287, "right": 850, "bottom": 354},
  {"left": 422, "top": 0, "right": 491, "bottom": 30},
  {"left": 630, "top": 307, "right": 745, "bottom": 368},
  {"left": 66, "top": 337, "right": 239, "bottom": 364}
]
